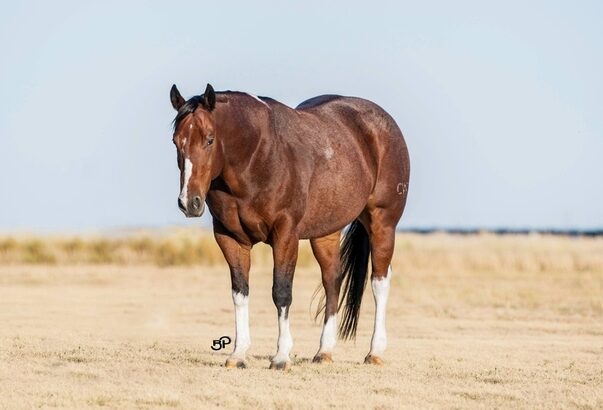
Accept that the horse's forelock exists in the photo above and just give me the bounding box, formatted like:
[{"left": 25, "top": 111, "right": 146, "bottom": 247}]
[{"left": 172, "top": 96, "right": 205, "bottom": 131}]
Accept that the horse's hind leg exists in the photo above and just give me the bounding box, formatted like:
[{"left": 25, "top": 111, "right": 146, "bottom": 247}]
[
  {"left": 361, "top": 207, "right": 398, "bottom": 365},
  {"left": 310, "top": 231, "right": 342, "bottom": 363}
]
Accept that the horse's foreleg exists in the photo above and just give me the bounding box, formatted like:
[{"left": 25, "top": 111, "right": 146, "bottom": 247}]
[
  {"left": 269, "top": 223, "right": 299, "bottom": 370},
  {"left": 310, "top": 232, "right": 342, "bottom": 363},
  {"left": 214, "top": 226, "right": 251, "bottom": 368}
]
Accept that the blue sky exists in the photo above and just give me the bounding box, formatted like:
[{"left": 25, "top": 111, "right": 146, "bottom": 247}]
[{"left": 1, "top": 1, "right": 601, "bottom": 231}]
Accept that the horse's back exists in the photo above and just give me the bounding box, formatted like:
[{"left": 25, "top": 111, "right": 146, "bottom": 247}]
[
  {"left": 296, "top": 95, "right": 405, "bottom": 143},
  {"left": 296, "top": 94, "right": 408, "bottom": 172},
  {"left": 295, "top": 94, "right": 344, "bottom": 110}
]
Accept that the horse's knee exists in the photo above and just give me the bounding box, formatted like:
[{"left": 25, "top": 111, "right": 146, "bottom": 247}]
[
  {"left": 230, "top": 267, "right": 249, "bottom": 296},
  {"left": 272, "top": 274, "right": 292, "bottom": 310}
]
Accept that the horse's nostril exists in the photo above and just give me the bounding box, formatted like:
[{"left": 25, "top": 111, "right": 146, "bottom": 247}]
[
  {"left": 191, "top": 196, "right": 201, "bottom": 210},
  {"left": 178, "top": 198, "right": 186, "bottom": 211}
]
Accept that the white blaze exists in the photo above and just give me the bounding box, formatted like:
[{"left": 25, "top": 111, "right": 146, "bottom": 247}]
[
  {"left": 318, "top": 315, "right": 337, "bottom": 353},
  {"left": 231, "top": 291, "right": 250, "bottom": 357},
  {"left": 273, "top": 309, "right": 293, "bottom": 363},
  {"left": 179, "top": 158, "right": 193, "bottom": 206},
  {"left": 369, "top": 266, "right": 391, "bottom": 356}
]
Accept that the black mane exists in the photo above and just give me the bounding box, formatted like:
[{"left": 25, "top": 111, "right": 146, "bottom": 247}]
[{"left": 172, "top": 91, "right": 270, "bottom": 131}]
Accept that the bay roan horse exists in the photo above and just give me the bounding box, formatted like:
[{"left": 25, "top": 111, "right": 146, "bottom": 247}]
[{"left": 169, "top": 83, "right": 410, "bottom": 370}]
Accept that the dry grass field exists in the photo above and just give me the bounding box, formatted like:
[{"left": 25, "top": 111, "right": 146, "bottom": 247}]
[{"left": 1, "top": 231, "right": 602, "bottom": 409}]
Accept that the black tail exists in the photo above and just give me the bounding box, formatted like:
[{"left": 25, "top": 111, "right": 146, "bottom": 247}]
[{"left": 338, "top": 220, "right": 370, "bottom": 340}]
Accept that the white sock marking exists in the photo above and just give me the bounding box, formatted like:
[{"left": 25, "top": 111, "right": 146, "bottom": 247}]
[
  {"left": 369, "top": 266, "right": 391, "bottom": 356},
  {"left": 273, "top": 308, "right": 293, "bottom": 362},
  {"left": 318, "top": 314, "right": 337, "bottom": 353},
  {"left": 178, "top": 157, "right": 193, "bottom": 206},
  {"left": 231, "top": 292, "right": 250, "bottom": 358}
]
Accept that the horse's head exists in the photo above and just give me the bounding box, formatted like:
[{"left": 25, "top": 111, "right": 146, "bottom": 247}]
[{"left": 170, "top": 83, "right": 222, "bottom": 217}]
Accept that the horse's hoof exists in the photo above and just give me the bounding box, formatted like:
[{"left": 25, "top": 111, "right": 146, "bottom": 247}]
[
  {"left": 225, "top": 358, "right": 247, "bottom": 369},
  {"left": 312, "top": 352, "right": 333, "bottom": 364},
  {"left": 269, "top": 360, "right": 291, "bottom": 371},
  {"left": 364, "top": 354, "right": 384, "bottom": 365}
]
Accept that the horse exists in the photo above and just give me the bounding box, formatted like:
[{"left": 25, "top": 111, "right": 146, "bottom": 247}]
[{"left": 169, "top": 83, "right": 410, "bottom": 370}]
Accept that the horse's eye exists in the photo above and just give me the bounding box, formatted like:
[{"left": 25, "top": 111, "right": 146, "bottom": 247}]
[{"left": 207, "top": 136, "right": 214, "bottom": 146}]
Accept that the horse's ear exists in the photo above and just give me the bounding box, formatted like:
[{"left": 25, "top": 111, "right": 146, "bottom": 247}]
[
  {"left": 203, "top": 83, "right": 216, "bottom": 111},
  {"left": 170, "top": 84, "right": 185, "bottom": 111}
]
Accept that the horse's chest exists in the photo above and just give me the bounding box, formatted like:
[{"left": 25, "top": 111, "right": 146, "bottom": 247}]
[
  {"left": 237, "top": 208, "right": 270, "bottom": 242},
  {"left": 207, "top": 194, "right": 269, "bottom": 244}
]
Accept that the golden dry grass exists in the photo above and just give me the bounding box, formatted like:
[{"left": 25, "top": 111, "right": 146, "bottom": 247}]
[{"left": 0, "top": 232, "right": 602, "bottom": 409}]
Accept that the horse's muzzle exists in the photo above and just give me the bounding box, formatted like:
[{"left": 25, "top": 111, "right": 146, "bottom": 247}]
[{"left": 178, "top": 195, "right": 205, "bottom": 218}]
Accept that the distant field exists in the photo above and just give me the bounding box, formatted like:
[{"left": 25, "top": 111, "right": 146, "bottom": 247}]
[{"left": 1, "top": 232, "right": 602, "bottom": 408}]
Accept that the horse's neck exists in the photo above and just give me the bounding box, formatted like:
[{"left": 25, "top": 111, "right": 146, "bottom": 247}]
[{"left": 214, "top": 97, "right": 280, "bottom": 195}]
